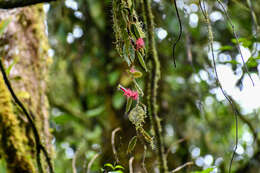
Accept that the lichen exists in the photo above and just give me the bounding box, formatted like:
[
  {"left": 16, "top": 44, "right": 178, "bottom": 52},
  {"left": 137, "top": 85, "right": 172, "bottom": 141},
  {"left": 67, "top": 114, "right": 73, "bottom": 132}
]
[
  {"left": 0, "top": 73, "right": 36, "bottom": 173},
  {"left": 14, "top": 4, "right": 53, "bottom": 156}
]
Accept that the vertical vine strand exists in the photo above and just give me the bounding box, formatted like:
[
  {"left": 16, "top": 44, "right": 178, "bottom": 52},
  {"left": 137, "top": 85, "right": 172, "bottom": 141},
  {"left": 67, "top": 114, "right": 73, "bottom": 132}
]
[
  {"left": 171, "top": 0, "right": 183, "bottom": 68},
  {"left": 216, "top": 0, "right": 254, "bottom": 86},
  {"left": 198, "top": 1, "right": 239, "bottom": 173},
  {"left": 142, "top": 0, "right": 168, "bottom": 172}
]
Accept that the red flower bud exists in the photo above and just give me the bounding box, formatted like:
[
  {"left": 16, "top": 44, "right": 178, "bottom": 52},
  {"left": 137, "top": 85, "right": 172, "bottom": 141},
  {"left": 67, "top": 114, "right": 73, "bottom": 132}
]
[
  {"left": 118, "top": 85, "right": 139, "bottom": 100},
  {"left": 136, "top": 38, "right": 144, "bottom": 50}
]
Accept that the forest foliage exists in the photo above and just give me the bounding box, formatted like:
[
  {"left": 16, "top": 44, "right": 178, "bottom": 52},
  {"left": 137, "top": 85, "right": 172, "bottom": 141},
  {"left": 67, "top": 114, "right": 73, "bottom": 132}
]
[{"left": 0, "top": 0, "right": 260, "bottom": 173}]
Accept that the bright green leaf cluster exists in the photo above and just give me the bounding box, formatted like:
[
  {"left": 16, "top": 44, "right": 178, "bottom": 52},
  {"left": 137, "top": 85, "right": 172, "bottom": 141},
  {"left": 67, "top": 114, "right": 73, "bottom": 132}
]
[{"left": 102, "top": 163, "right": 125, "bottom": 173}]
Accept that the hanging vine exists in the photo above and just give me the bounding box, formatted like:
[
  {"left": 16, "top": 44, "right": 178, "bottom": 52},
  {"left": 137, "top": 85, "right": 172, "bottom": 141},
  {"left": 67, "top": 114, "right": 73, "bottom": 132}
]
[
  {"left": 198, "top": 1, "right": 240, "bottom": 172},
  {"left": 112, "top": 0, "right": 155, "bottom": 152}
]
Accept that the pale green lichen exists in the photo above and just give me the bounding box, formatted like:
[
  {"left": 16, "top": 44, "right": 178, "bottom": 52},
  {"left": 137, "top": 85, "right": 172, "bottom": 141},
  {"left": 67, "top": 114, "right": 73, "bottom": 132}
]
[{"left": 0, "top": 74, "right": 36, "bottom": 173}]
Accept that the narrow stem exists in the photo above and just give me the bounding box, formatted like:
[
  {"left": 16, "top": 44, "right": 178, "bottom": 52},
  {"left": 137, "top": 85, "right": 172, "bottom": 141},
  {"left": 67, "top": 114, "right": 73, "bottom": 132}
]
[{"left": 142, "top": 0, "right": 168, "bottom": 172}]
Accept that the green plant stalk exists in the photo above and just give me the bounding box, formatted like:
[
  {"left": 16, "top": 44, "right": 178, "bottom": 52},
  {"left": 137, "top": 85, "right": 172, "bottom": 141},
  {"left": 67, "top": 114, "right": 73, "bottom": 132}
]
[{"left": 142, "top": 0, "right": 168, "bottom": 172}]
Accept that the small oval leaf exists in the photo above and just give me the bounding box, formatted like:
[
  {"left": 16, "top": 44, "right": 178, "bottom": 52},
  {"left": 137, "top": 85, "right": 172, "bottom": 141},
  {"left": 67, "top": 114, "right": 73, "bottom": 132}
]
[
  {"left": 125, "top": 98, "right": 132, "bottom": 113},
  {"left": 132, "top": 71, "right": 143, "bottom": 78},
  {"left": 104, "top": 163, "right": 114, "bottom": 169},
  {"left": 115, "top": 165, "right": 124, "bottom": 170},
  {"left": 137, "top": 51, "right": 148, "bottom": 72},
  {"left": 127, "top": 136, "right": 137, "bottom": 154}
]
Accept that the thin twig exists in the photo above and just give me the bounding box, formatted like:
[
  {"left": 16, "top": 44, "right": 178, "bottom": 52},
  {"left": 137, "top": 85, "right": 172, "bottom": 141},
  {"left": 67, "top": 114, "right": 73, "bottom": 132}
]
[
  {"left": 198, "top": 2, "right": 239, "bottom": 173},
  {"left": 87, "top": 153, "right": 100, "bottom": 173},
  {"left": 216, "top": 0, "right": 254, "bottom": 86},
  {"left": 111, "top": 127, "right": 121, "bottom": 163},
  {"left": 129, "top": 157, "right": 134, "bottom": 173},
  {"left": 72, "top": 149, "right": 80, "bottom": 173},
  {"left": 170, "top": 161, "right": 193, "bottom": 173},
  {"left": 142, "top": 145, "right": 148, "bottom": 173},
  {"left": 0, "top": 59, "right": 54, "bottom": 173},
  {"left": 171, "top": 0, "right": 183, "bottom": 68},
  {"left": 228, "top": 95, "right": 259, "bottom": 145},
  {"left": 246, "top": 0, "right": 259, "bottom": 35}
]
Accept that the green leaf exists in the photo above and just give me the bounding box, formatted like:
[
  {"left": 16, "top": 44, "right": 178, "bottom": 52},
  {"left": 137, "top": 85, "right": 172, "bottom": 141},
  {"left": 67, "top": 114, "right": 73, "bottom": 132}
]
[
  {"left": 231, "top": 38, "right": 252, "bottom": 48},
  {"left": 132, "top": 71, "right": 143, "bottom": 78},
  {"left": 246, "top": 57, "right": 258, "bottom": 68},
  {"left": 191, "top": 168, "right": 214, "bottom": 173},
  {"left": 137, "top": 51, "right": 148, "bottom": 72},
  {"left": 222, "top": 60, "right": 240, "bottom": 65},
  {"left": 6, "top": 58, "right": 18, "bottom": 76},
  {"left": 129, "top": 43, "right": 135, "bottom": 62},
  {"left": 125, "top": 98, "right": 132, "bottom": 113},
  {"left": 123, "top": 44, "right": 131, "bottom": 66},
  {"left": 132, "top": 24, "right": 141, "bottom": 39},
  {"left": 136, "top": 22, "right": 145, "bottom": 38},
  {"left": 133, "top": 79, "right": 143, "bottom": 96},
  {"left": 131, "top": 22, "right": 145, "bottom": 39},
  {"left": 114, "top": 165, "right": 124, "bottom": 170},
  {"left": 86, "top": 106, "right": 105, "bottom": 117},
  {"left": 104, "top": 163, "right": 114, "bottom": 170},
  {"left": 218, "top": 45, "right": 233, "bottom": 51},
  {"left": 202, "top": 168, "right": 214, "bottom": 173},
  {"left": 0, "top": 19, "right": 11, "bottom": 36},
  {"left": 127, "top": 136, "right": 137, "bottom": 153},
  {"left": 53, "top": 114, "right": 75, "bottom": 124}
]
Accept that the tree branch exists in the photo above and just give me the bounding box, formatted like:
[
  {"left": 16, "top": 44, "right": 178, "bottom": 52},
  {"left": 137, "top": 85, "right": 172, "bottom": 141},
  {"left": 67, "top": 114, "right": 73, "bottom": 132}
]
[
  {"left": 48, "top": 94, "right": 91, "bottom": 127},
  {"left": 170, "top": 161, "right": 193, "bottom": 173},
  {"left": 0, "top": 0, "right": 56, "bottom": 9}
]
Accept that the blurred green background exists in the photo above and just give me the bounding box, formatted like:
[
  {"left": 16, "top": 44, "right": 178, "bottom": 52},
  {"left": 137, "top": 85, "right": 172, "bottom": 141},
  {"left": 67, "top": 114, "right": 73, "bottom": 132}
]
[{"left": 43, "top": 0, "right": 260, "bottom": 172}]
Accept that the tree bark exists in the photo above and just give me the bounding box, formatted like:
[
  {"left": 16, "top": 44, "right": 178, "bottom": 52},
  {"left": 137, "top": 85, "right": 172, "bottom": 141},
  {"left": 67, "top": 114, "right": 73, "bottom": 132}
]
[
  {"left": 0, "top": 4, "right": 53, "bottom": 172},
  {"left": 0, "top": 0, "right": 55, "bottom": 9}
]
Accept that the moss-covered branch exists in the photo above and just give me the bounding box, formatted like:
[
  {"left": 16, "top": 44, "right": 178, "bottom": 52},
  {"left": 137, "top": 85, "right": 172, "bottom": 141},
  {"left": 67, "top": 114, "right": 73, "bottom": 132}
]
[
  {"left": 0, "top": 0, "right": 55, "bottom": 9},
  {"left": 0, "top": 73, "right": 36, "bottom": 173},
  {"left": 142, "top": 0, "right": 168, "bottom": 172}
]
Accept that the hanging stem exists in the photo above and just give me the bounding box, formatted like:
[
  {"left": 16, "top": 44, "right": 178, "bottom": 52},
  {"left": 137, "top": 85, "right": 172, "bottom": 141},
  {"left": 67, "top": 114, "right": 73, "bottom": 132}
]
[
  {"left": 199, "top": 1, "right": 239, "bottom": 172},
  {"left": 142, "top": 0, "right": 168, "bottom": 172}
]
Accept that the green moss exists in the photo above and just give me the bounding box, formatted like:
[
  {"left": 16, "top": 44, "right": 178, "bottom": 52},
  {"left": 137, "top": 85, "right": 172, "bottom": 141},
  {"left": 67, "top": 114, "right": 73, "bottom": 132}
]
[
  {"left": 142, "top": 0, "right": 168, "bottom": 172},
  {"left": 0, "top": 74, "right": 36, "bottom": 173}
]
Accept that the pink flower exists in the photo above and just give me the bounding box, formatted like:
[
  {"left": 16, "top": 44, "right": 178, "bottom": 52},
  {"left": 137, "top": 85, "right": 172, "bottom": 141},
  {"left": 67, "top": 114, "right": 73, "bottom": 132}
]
[
  {"left": 136, "top": 38, "right": 144, "bottom": 50},
  {"left": 118, "top": 85, "right": 139, "bottom": 100},
  {"left": 130, "top": 67, "right": 136, "bottom": 73}
]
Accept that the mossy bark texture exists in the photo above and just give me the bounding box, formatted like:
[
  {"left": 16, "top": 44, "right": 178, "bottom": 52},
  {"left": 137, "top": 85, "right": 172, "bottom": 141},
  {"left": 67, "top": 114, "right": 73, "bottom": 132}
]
[
  {"left": 0, "top": 4, "right": 52, "bottom": 172},
  {"left": 0, "top": 0, "right": 54, "bottom": 9},
  {"left": 0, "top": 74, "right": 36, "bottom": 173},
  {"left": 142, "top": 0, "right": 168, "bottom": 172}
]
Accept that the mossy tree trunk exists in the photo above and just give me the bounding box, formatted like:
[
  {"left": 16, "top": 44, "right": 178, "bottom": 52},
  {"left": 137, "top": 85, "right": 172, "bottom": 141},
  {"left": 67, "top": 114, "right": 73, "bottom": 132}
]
[{"left": 0, "top": 4, "right": 52, "bottom": 173}]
